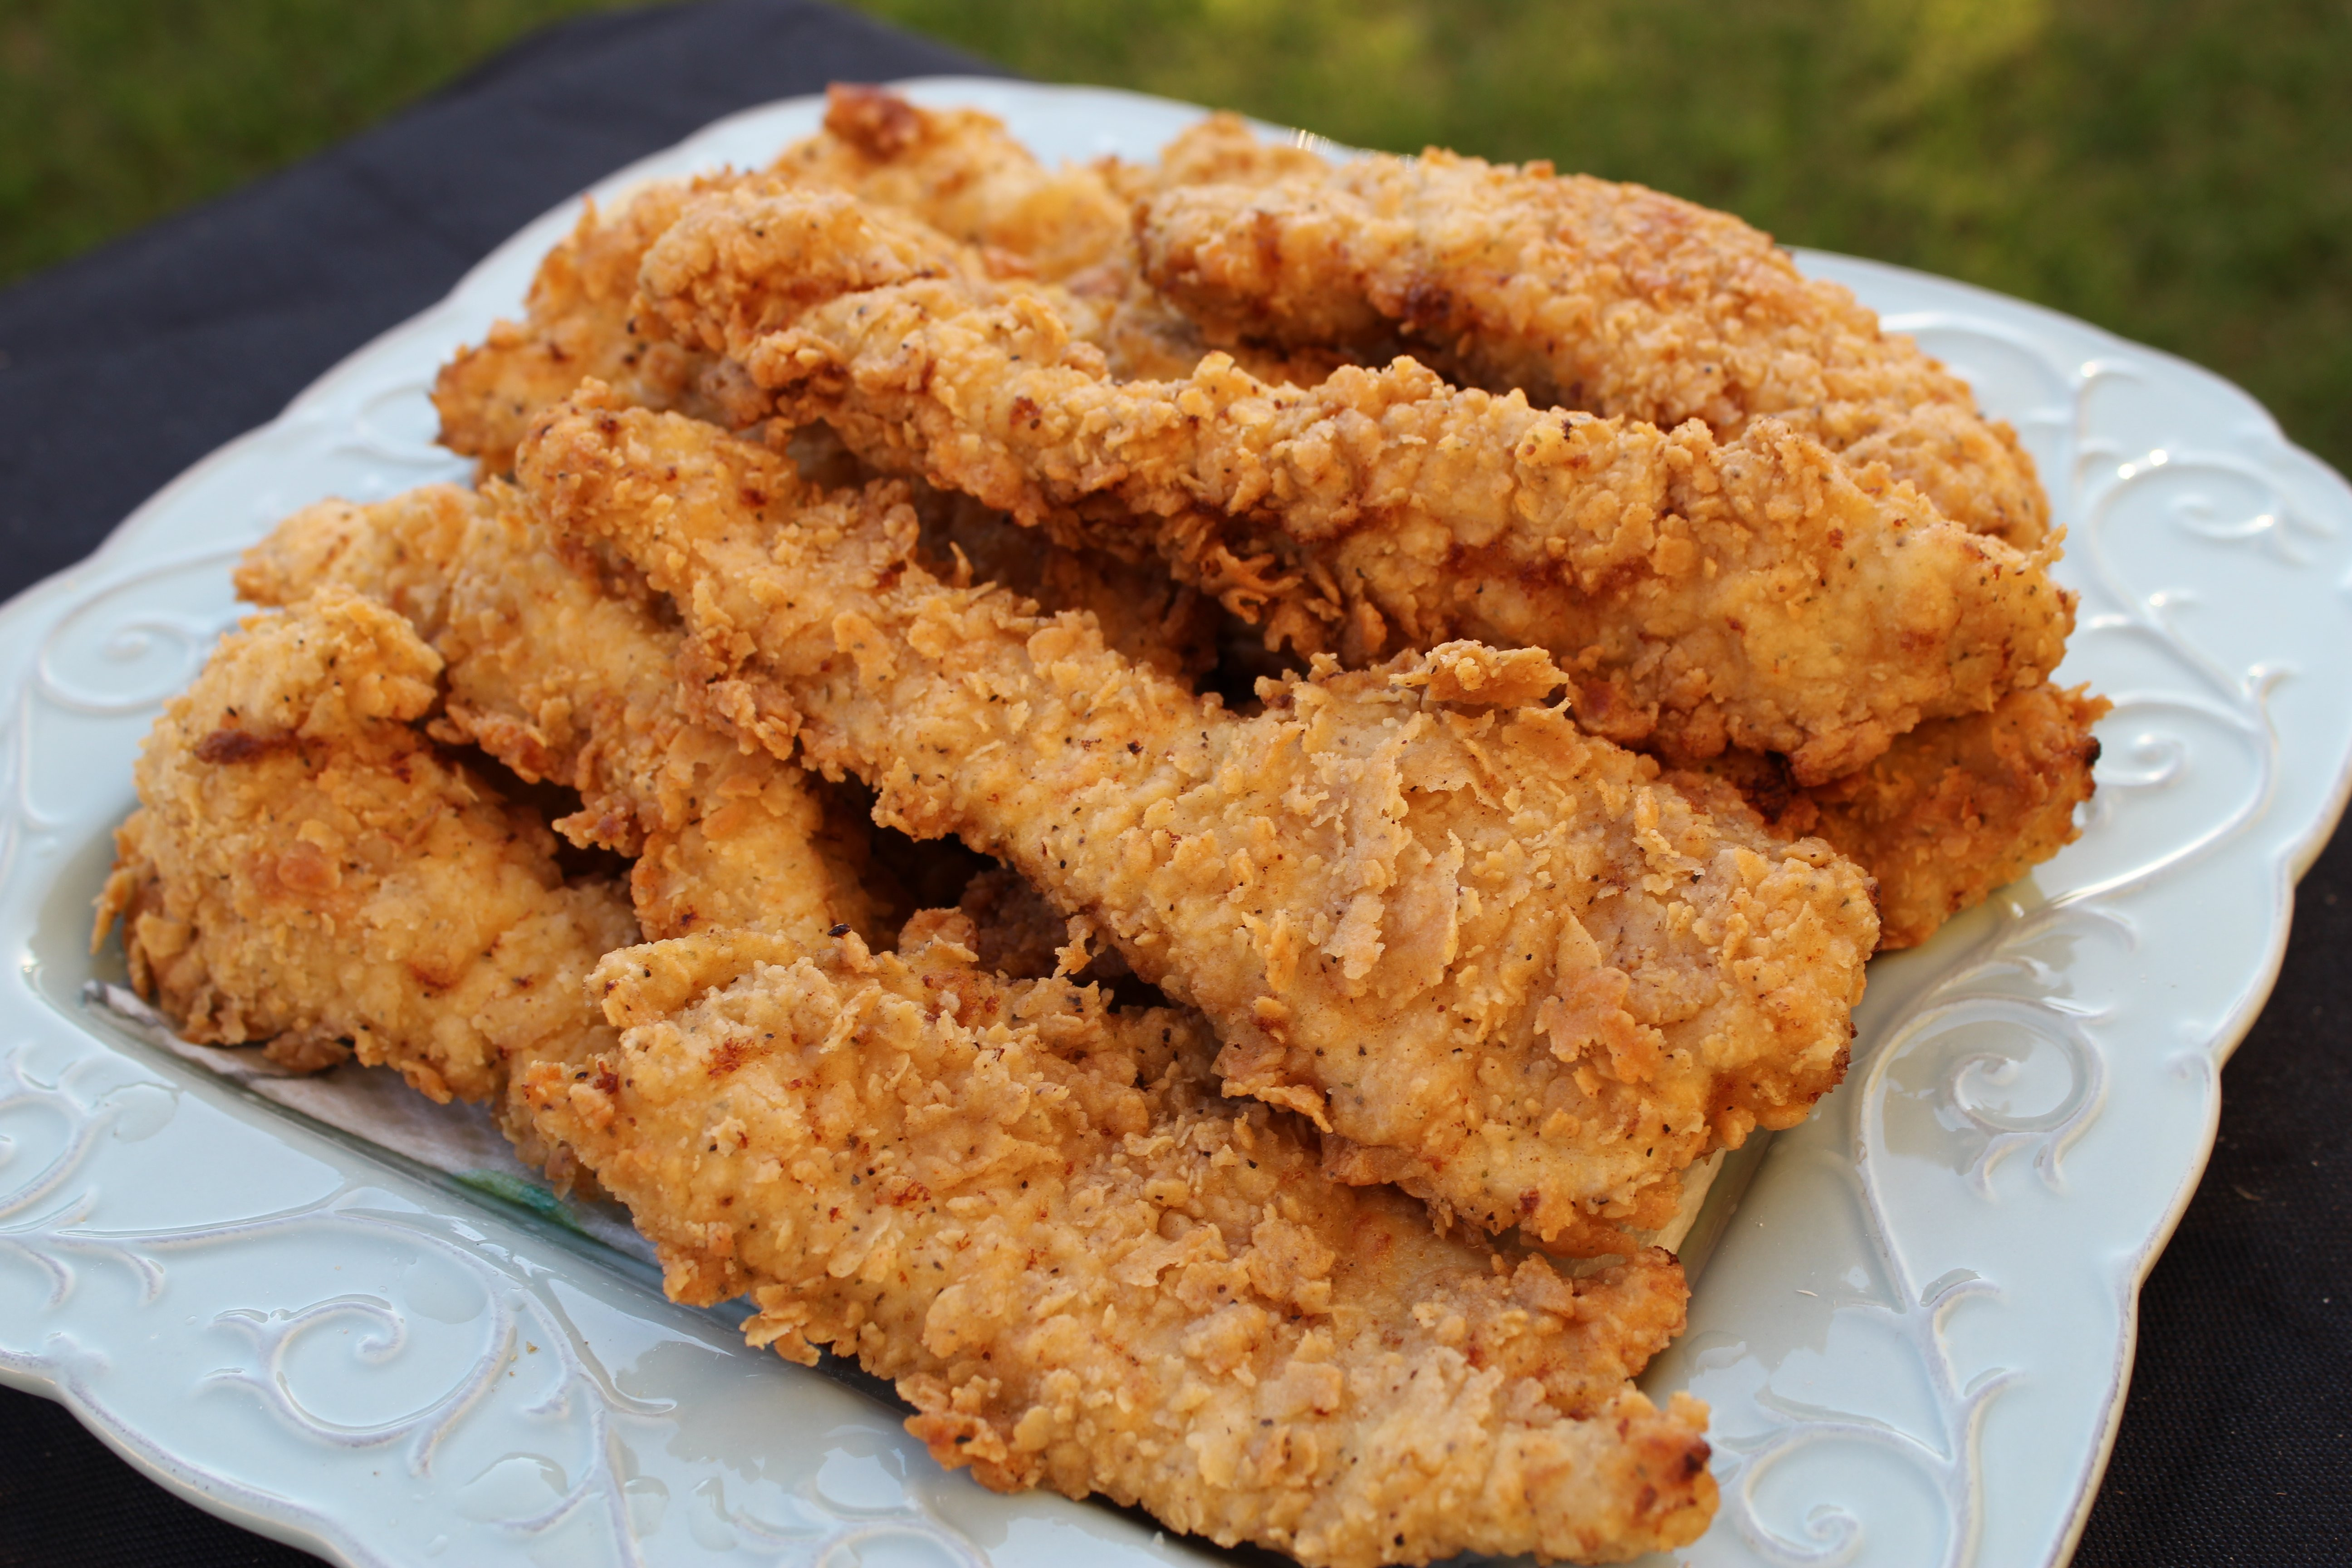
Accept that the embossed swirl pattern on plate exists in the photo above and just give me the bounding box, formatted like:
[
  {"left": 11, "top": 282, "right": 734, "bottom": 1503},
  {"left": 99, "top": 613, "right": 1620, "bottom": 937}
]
[{"left": 1691, "top": 297, "right": 2349, "bottom": 1568}]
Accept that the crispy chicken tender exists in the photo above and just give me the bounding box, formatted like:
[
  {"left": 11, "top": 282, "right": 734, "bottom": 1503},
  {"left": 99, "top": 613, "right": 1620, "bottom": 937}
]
[
  {"left": 637, "top": 191, "right": 2071, "bottom": 784},
  {"left": 790, "top": 88, "right": 1351, "bottom": 387},
  {"left": 781, "top": 83, "right": 1131, "bottom": 282},
  {"left": 1688, "top": 681, "right": 2108, "bottom": 949},
  {"left": 433, "top": 86, "right": 1129, "bottom": 471},
  {"left": 1135, "top": 147, "right": 2049, "bottom": 549},
  {"left": 232, "top": 484, "right": 478, "bottom": 639},
  {"left": 524, "top": 394, "right": 1877, "bottom": 1252},
  {"left": 431, "top": 173, "right": 769, "bottom": 471},
  {"left": 94, "top": 589, "right": 637, "bottom": 1106},
  {"left": 1138, "top": 112, "right": 1336, "bottom": 192},
  {"left": 528, "top": 915, "right": 1715, "bottom": 1565},
  {"left": 432, "top": 89, "right": 1351, "bottom": 473},
  {"left": 235, "top": 483, "right": 882, "bottom": 944}
]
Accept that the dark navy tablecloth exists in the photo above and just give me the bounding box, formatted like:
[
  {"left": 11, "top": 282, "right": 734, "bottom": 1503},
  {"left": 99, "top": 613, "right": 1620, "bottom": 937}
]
[{"left": 0, "top": 3, "right": 2342, "bottom": 1562}]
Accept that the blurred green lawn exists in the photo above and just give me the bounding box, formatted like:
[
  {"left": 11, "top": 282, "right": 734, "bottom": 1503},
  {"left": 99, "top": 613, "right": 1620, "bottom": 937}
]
[{"left": 4, "top": 0, "right": 2347, "bottom": 474}]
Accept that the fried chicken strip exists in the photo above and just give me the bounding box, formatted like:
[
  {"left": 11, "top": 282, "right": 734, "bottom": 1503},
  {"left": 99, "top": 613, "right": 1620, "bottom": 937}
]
[
  {"left": 788, "top": 88, "right": 1352, "bottom": 387},
  {"left": 638, "top": 190, "right": 2071, "bottom": 784},
  {"left": 1687, "top": 681, "right": 2108, "bottom": 949},
  {"left": 631, "top": 162, "right": 2095, "bottom": 938},
  {"left": 433, "top": 88, "right": 1352, "bottom": 472},
  {"left": 433, "top": 85, "right": 1113, "bottom": 472},
  {"left": 236, "top": 481, "right": 882, "bottom": 944},
  {"left": 432, "top": 173, "right": 772, "bottom": 472},
  {"left": 238, "top": 472, "right": 1213, "bottom": 951},
  {"left": 1135, "top": 147, "right": 2049, "bottom": 549},
  {"left": 527, "top": 915, "right": 1714, "bottom": 1565},
  {"left": 781, "top": 83, "right": 1131, "bottom": 282},
  {"left": 525, "top": 394, "right": 1877, "bottom": 1252},
  {"left": 94, "top": 589, "right": 637, "bottom": 1109}
]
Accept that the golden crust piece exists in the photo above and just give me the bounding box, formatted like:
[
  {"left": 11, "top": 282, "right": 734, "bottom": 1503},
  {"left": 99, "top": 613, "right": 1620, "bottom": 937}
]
[
  {"left": 527, "top": 916, "right": 1714, "bottom": 1566},
  {"left": 780, "top": 83, "right": 1131, "bottom": 282},
  {"left": 637, "top": 187, "right": 2071, "bottom": 784},
  {"left": 524, "top": 394, "right": 1877, "bottom": 1252},
  {"left": 1690, "top": 681, "right": 2107, "bottom": 949},
  {"left": 235, "top": 481, "right": 883, "bottom": 945},
  {"left": 431, "top": 174, "right": 764, "bottom": 470},
  {"left": 794, "top": 90, "right": 1348, "bottom": 388},
  {"left": 431, "top": 89, "right": 1356, "bottom": 475},
  {"left": 94, "top": 589, "right": 637, "bottom": 1106},
  {"left": 1135, "top": 145, "right": 2049, "bottom": 549},
  {"left": 232, "top": 484, "right": 478, "bottom": 639},
  {"left": 432, "top": 85, "right": 1119, "bottom": 471}
]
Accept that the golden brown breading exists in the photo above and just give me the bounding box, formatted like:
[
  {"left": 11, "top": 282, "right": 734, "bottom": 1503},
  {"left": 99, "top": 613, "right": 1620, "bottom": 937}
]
[
  {"left": 232, "top": 484, "right": 478, "bottom": 639},
  {"left": 94, "top": 589, "right": 637, "bottom": 1106},
  {"left": 523, "top": 393, "right": 1877, "bottom": 1253},
  {"left": 637, "top": 190, "right": 2071, "bottom": 784},
  {"left": 781, "top": 83, "right": 1132, "bottom": 282},
  {"left": 237, "top": 472, "right": 1216, "bottom": 956},
  {"left": 526, "top": 915, "right": 1714, "bottom": 1566},
  {"left": 431, "top": 174, "right": 766, "bottom": 471},
  {"left": 235, "top": 482, "right": 884, "bottom": 945},
  {"left": 431, "top": 89, "right": 1355, "bottom": 475},
  {"left": 1135, "top": 146, "right": 2049, "bottom": 548},
  {"left": 796, "top": 89, "right": 1351, "bottom": 388},
  {"left": 1094, "top": 111, "right": 1334, "bottom": 199},
  {"left": 1670, "top": 684, "right": 2105, "bottom": 951},
  {"left": 432, "top": 85, "right": 1120, "bottom": 472}
]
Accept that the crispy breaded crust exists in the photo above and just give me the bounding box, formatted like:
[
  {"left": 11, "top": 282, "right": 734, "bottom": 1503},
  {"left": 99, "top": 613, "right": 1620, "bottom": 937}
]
[
  {"left": 432, "top": 87, "right": 1132, "bottom": 473},
  {"left": 1676, "top": 682, "right": 2105, "bottom": 949},
  {"left": 782, "top": 83, "right": 1132, "bottom": 281},
  {"left": 94, "top": 590, "right": 636, "bottom": 1106},
  {"left": 637, "top": 189, "right": 2071, "bottom": 783},
  {"left": 794, "top": 91, "right": 1349, "bottom": 388},
  {"left": 1136, "top": 146, "right": 2048, "bottom": 549},
  {"left": 236, "top": 482, "right": 884, "bottom": 944},
  {"left": 232, "top": 484, "right": 480, "bottom": 638},
  {"left": 529, "top": 916, "right": 1713, "bottom": 1566},
  {"left": 431, "top": 175, "right": 760, "bottom": 470},
  {"left": 431, "top": 87, "right": 1351, "bottom": 477},
  {"left": 1797, "top": 682, "right": 2105, "bottom": 947},
  {"left": 524, "top": 394, "right": 1877, "bottom": 1251}
]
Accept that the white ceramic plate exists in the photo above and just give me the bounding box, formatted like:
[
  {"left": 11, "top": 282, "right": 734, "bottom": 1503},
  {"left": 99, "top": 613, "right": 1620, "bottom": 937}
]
[{"left": 4, "top": 78, "right": 2347, "bottom": 1568}]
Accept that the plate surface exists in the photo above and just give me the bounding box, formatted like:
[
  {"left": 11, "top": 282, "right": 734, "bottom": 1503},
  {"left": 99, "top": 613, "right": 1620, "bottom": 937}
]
[{"left": 4, "top": 78, "right": 2348, "bottom": 1568}]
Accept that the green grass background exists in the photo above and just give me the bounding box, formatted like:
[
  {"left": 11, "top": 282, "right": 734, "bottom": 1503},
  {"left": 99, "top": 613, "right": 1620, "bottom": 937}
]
[{"left": 4, "top": 0, "right": 2347, "bottom": 474}]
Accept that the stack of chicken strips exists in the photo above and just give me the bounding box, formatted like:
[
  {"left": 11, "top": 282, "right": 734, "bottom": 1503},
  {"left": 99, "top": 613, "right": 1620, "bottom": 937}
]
[{"left": 98, "top": 87, "right": 2104, "bottom": 1565}]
